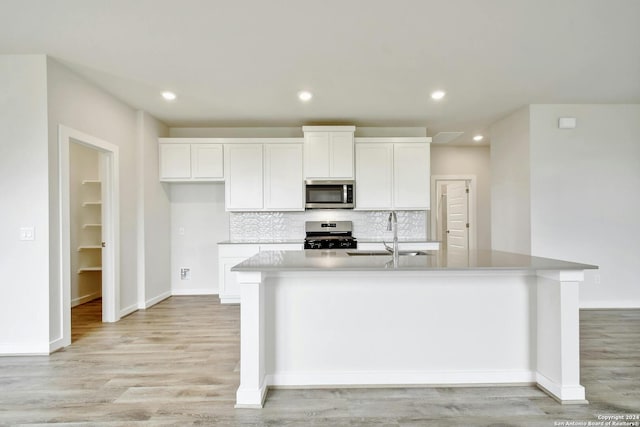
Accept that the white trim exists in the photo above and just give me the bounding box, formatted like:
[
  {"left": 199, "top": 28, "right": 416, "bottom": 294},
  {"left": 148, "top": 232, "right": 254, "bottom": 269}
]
[
  {"left": 266, "top": 370, "right": 536, "bottom": 387},
  {"left": 172, "top": 289, "right": 219, "bottom": 296},
  {"left": 536, "top": 372, "right": 586, "bottom": 402},
  {"left": 159, "top": 137, "right": 304, "bottom": 145},
  {"left": 119, "top": 303, "right": 138, "bottom": 318},
  {"left": 580, "top": 301, "right": 640, "bottom": 309},
  {"left": 58, "top": 125, "right": 120, "bottom": 352},
  {"left": 71, "top": 292, "right": 101, "bottom": 308},
  {"left": 355, "top": 137, "right": 432, "bottom": 143},
  {"left": 0, "top": 344, "right": 50, "bottom": 356},
  {"left": 430, "top": 175, "right": 478, "bottom": 250},
  {"left": 136, "top": 112, "right": 145, "bottom": 310},
  {"left": 143, "top": 290, "right": 172, "bottom": 309},
  {"left": 302, "top": 126, "right": 355, "bottom": 132}
]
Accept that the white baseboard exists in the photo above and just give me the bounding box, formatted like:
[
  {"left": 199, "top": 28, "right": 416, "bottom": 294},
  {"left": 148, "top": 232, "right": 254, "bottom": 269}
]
[
  {"left": 0, "top": 342, "right": 50, "bottom": 356},
  {"left": 119, "top": 303, "right": 138, "bottom": 318},
  {"left": 142, "top": 290, "right": 172, "bottom": 309},
  {"left": 172, "top": 288, "right": 218, "bottom": 296},
  {"left": 49, "top": 336, "right": 66, "bottom": 353},
  {"left": 267, "top": 369, "right": 536, "bottom": 388},
  {"left": 71, "top": 291, "right": 102, "bottom": 308},
  {"left": 580, "top": 300, "right": 640, "bottom": 309}
]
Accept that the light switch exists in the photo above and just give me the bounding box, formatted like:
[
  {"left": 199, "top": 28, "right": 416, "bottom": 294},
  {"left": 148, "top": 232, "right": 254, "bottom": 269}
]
[
  {"left": 19, "top": 227, "right": 35, "bottom": 241},
  {"left": 558, "top": 117, "right": 577, "bottom": 129}
]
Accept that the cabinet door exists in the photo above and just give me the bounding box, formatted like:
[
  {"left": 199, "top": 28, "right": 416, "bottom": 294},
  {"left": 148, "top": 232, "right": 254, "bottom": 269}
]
[
  {"left": 191, "top": 144, "right": 223, "bottom": 179},
  {"left": 303, "top": 131, "right": 330, "bottom": 179},
  {"left": 225, "top": 144, "right": 263, "bottom": 211},
  {"left": 159, "top": 143, "right": 191, "bottom": 180},
  {"left": 393, "top": 143, "right": 430, "bottom": 209},
  {"left": 264, "top": 144, "right": 304, "bottom": 211},
  {"left": 355, "top": 143, "right": 393, "bottom": 209},
  {"left": 329, "top": 132, "right": 354, "bottom": 179}
]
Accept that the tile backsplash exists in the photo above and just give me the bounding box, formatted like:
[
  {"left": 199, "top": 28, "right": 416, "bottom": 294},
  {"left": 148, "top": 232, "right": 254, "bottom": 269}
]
[{"left": 229, "top": 210, "right": 427, "bottom": 241}]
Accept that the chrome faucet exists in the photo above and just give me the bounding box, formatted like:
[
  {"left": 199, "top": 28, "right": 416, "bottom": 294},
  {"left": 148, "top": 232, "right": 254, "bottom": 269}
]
[{"left": 384, "top": 211, "right": 399, "bottom": 258}]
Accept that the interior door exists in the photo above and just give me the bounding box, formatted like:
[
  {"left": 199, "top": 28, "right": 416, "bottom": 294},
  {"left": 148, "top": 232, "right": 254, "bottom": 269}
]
[{"left": 446, "top": 182, "right": 469, "bottom": 250}]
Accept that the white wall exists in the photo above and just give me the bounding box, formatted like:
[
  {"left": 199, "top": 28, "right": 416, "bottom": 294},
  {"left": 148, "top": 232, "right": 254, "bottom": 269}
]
[
  {"left": 529, "top": 105, "right": 640, "bottom": 308},
  {"left": 489, "top": 107, "right": 531, "bottom": 254},
  {"left": 430, "top": 146, "right": 492, "bottom": 249},
  {"left": 170, "top": 183, "right": 229, "bottom": 294},
  {"left": 69, "top": 142, "right": 101, "bottom": 306},
  {"left": 0, "top": 55, "right": 50, "bottom": 354},
  {"left": 46, "top": 58, "right": 167, "bottom": 346},
  {"left": 137, "top": 111, "right": 171, "bottom": 308}
]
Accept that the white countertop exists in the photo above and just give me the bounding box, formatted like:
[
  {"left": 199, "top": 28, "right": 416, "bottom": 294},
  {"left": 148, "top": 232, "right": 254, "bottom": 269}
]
[
  {"left": 218, "top": 239, "right": 303, "bottom": 245},
  {"left": 232, "top": 249, "right": 598, "bottom": 272},
  {"left": 218, "top": 239, "right": 439, "bottom": 245}
]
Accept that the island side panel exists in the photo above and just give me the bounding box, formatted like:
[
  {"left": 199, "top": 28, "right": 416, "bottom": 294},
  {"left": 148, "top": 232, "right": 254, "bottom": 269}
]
[
  {"left": 235, "top": 271, "right": 268, "bottom": 408},
  {"left": 536, "top": 270, "right": 586, "bottom": 403},
  {"left": 263, "top": 270, "right": 537, "bottom": 387}
]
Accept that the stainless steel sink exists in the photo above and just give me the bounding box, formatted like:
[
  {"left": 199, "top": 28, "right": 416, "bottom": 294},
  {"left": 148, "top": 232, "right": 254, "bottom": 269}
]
[{"left": 346, "top": 250, "right": 431, "bottom": 256}]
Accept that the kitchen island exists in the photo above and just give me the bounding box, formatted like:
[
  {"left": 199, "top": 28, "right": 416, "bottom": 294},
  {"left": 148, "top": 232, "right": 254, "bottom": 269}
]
[{"left": 232, "top": 249, "right": 597, "bottom": 408}]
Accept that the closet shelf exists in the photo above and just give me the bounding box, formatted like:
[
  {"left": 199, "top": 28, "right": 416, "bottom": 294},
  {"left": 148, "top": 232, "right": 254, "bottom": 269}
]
[
  {"left": 82, "top": 180, "right": 101, "bottom": 185},
  {"left": 78, "top": 267, "right": 102, "bottom": 274},
  {"left": 77, "top": 245, "right": 102, "bottom": 251},
  {"left": 82, "top": 201, "right": 102, "bottom": 207},
  {"left": 82, "top": 223, "right": 102, "bottom": 229}
]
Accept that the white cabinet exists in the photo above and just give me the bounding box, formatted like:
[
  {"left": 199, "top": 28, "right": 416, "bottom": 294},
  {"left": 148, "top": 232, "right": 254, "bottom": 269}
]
[
  {"left": 218, "top": 242, "right": 303, "bottom": 303},
  {"left": 160, "top": 143, "right": 191, "bottom": 179},
  {"left": 192, "top": 144, "right": 224, "bottom": 179},
  {"left": 355, "top": 140, "right": 430, "bottom": 210},
  {"left": 225, "top": 144, "right": 264, "bottom": 210},
  {"left": 354, "top": 143, "right": 393, "bottom": 209},
  {"left": 225, "top": 142, "right": 304, "bottom": 212},
  {"left": 303, "top": 126, "right": 355, "bottom": 179},
  {"left": 264, "top": 144, "right": 304, "bottom": 210},
  {"left": 159, "top": 138, "right": 224, "bottom": 181},
  {"left": 218, "top": 244, "right": 259, "bottom": 304},
  {"left": 393, "top": 143, "right": 430, "bottom": 209}
]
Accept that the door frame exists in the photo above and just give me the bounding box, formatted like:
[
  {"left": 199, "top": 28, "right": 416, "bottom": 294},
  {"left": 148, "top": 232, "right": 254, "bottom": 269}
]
[
  {"left": 430, "top": 175, "right": 477, "bottom": 250},
  {"left": 59, "top": 125, "right": 120, "bottom": 348}
]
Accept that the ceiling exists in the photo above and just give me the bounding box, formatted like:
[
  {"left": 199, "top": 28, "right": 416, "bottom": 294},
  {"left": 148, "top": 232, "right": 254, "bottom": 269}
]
[{"left": 1, "top": 0, "right": 639, "bottom": 145}]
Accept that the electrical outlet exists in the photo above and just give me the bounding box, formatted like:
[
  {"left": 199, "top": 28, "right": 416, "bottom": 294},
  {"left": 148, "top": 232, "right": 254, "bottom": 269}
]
[
  {"left": 180, "top": 268, "right": 191, "bottom": 280},
  {"left": 19, "top": 227, "right": 35, "bottom": 241}
]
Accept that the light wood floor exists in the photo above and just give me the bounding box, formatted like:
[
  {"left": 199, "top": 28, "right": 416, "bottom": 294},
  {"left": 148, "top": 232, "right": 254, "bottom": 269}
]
[{"left": 0, "top": 296, "right": 638, "bottom": 426}]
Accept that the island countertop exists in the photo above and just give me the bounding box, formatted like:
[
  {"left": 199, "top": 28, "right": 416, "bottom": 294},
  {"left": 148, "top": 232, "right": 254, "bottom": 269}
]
[{"left": 232, "top": 249, "right": 598, "bottom": 272}]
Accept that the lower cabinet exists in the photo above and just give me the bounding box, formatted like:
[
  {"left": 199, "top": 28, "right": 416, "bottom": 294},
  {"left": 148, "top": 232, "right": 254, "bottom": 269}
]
[{"left": 218, "top": 242, "right": 303, "bottom": 303}]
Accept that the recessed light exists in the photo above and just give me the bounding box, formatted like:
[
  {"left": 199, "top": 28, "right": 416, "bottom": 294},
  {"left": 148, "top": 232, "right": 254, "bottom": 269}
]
[
  {"left": 431, "top": 90, "right": 445, "bottom": 100},
  {"left": 162, "top": 91, "right": 176, "bottom": 101},
  {"left": 473, "top": 135, "right": 484, "bottom": 142},
  {"left": 298, "top": 91, "right": 313, "bottom": 102}
]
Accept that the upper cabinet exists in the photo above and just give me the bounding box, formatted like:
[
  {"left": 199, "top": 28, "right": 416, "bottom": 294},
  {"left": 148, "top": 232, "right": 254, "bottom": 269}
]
[
  {"left": 159, "top": 138, "right": 224, "bottom": 181},
  {"left": 303, "top": 126, "right": 355, "bottom": 180},
  {"left": 355, "top": 138, "right": 431, "bottom": 210},
  {"left": 225, "top": 143, "right": 264, "bottom": 211},
  {"left": 264, "top": 144, "right": 304, "bottom": 211},
  {"left": 224, "top": 140, "right": 304, "bottom": 212}
]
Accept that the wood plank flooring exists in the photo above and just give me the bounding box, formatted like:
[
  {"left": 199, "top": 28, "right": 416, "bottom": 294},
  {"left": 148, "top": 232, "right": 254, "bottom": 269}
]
[{"left": 0, "top": 296, "right": 638, "bottom": 426}]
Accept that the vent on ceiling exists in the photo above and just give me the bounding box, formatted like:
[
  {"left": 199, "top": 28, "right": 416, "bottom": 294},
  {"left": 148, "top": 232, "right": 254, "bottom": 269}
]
[{"left": 432, "top": 132, "right": 464, "bottom": 144}]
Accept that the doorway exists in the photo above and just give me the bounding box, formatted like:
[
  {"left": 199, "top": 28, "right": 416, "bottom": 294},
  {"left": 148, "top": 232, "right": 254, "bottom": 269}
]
[
  {"left": 59, "top": 125, "right": 120, "bottom": 348},
  {"left": 430, "top": 175, "right": 477, "bottom": 251}
]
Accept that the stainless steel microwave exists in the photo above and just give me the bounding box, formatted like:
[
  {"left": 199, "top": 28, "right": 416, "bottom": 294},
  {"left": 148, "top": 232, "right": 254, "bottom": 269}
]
[{"left": 305, "top": 180, "right": 354, "bottom": 209}]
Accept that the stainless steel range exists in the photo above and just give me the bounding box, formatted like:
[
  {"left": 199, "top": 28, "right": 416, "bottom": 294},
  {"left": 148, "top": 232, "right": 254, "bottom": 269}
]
[{"left": 304, "top": 221, "right": 358, "bottom": 250}]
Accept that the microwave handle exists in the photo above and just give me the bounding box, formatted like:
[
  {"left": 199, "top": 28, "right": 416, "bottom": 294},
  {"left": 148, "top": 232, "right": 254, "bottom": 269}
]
[{"left": 343, "top": 185, "right": 348, "bottom": 203}]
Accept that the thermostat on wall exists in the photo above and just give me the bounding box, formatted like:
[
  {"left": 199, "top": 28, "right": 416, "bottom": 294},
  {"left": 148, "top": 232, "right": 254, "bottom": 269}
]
[{"left": 558, "top": 117, "right": 577, "bottom": 129}]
